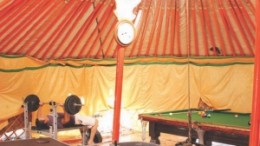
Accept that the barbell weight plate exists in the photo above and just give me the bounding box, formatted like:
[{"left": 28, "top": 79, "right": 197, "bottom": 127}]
[
  {"left": 68, "top": 95, "right": 82, "bottom": 114},
  {"left": 64, "top": 95, "right": 75, "bottom": 114},
  {"left": 64, "top": 96, "right": 72, "bottom": 114},
  {"left": 66, "top": 95, "right": 81, "bottom": 115},
  {"left": 64, "top": 96, "right": 70, "bottom": 114},
  {"left": 24, "top": 94, "right": 40, "bottom": 112},
  {"left": 64, "top": 95, "right": 82, "bottom": 115}
]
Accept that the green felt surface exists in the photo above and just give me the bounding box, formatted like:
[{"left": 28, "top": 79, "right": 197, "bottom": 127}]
[{"left": 149, "top": 109, "right": 250, "bottom": 129}]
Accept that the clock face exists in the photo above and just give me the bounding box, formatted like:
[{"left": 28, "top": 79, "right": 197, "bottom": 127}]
[{"left": 116, "top": 20, "right": 135, "bottom": 46}]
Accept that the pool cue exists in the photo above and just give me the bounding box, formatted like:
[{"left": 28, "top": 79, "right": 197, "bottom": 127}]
[
  {"left": 161, "top": 108, "right": 230, "bottom": 115},
  {"left": 155, "top": 110, "right": 197, "bottom": 116},
  {"left": 187, "top": 109, "right": 193, "bottom": 145},
  {"left": 186, "top": 0, "right": 193, "bottom": 144},
  {"left": 210, "top": 108, "right": 231, "bottom": 112},
  {"left": 182, "top": 0, "right": 193, "bottom": 145}
]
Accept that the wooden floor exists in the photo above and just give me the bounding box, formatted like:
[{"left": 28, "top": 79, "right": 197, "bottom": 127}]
[
  {"left": 2, "top": 128, "right": 236, "bottom": 146},
  {"left": 65, "top": 130, "right": 188, "bottom": 146},
  {"left": 61, "top": 130, "right": 235, "bottom": 146}
]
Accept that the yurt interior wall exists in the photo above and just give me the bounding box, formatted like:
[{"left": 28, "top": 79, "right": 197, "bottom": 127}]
[{"left": 0, "top": 0, "right": 256, "bottom": 138}]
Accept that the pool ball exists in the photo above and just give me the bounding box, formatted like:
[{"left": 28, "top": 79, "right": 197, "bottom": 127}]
[
  {"left": 198, "top": 111, "right": 206, "bottom": 118},
  {"left": 248, "top": 121, "right": 251, "bottom": 126},
  {"left": 201, "top": 112, "right": 207, "bottom": 118},
  {"left": 234, "top": 114, "right": 239, "bottom": 118},
  {"left": 169, "top": 113, "right": 173, "bottom": 115}
]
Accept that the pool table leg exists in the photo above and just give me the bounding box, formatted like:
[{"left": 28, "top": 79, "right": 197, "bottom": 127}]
[
  {"left": 195, "top": 128, "right": 205, "bottom": 145},
  {"left": 141, "top": 120, "right": 149, "bottom": 142},
  {"left": 149, "top": 122, "right": 160, "bottom": 144}
]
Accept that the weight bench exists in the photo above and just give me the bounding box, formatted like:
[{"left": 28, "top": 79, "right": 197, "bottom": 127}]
[{"left": 23, "top": 97, "right": 102, "bottom": 146}]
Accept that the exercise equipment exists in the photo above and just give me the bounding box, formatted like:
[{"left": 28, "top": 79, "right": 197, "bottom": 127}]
[
  {"left": 23, "top": 95, "right": 96, "bottom": 145},
  {"left": 23, "top": 94, "right": 83, "bottom": 115},
  {"left": 64, "top": 94, "right": 82, "bottom": 115},
  {"left": 24, "top": 94, "right": 40, "bottom": 112}
]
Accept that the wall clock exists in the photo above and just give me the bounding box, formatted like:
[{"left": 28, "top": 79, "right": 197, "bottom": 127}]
[{"left": 115, "top": 20, "right": 136, "bottom": 46}]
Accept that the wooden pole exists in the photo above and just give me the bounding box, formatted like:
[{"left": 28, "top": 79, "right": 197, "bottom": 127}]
[
  {"left": 112, "top": 46, "right": 125, "bottom": 144},
  {"left": 249, "top": 0, "right": 260, "bottom": 145}
]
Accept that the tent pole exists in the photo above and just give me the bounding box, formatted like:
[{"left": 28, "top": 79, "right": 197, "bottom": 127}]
[
  {"left": 249, "top": 0, "right": 260, "bottom": 145},
  {"left": 112, "top": 46, "right": 125, "bottom": 145}
]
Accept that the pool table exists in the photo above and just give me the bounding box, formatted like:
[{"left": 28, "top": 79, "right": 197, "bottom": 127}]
[{"left": 138, "top": 109, "right": 250, "bottom": 146}]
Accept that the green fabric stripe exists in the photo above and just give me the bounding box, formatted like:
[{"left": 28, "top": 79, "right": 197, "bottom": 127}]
[
  {"left": 0, "top": 55, "right": 254, "bottom": 72},
  {"left": 0, "top": 54, "right": 254, "bottom": 60},
  {"left": 0, "top": 61, "right": 254, "bottom": 72},
  {"left": 0, "top": 54, "right": 25, "bottom": 58}
]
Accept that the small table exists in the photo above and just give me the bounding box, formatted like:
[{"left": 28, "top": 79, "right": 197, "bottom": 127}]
[
  {"left": 139, "top": 109, "right": 250, "bottom": 145},
  {"left": 0, "top": 138, "right": 69, "bottom": 146}
]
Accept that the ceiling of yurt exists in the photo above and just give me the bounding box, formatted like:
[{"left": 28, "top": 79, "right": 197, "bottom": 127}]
[{"left": 0, "top": 0, "right": 256, "bottom": 60}]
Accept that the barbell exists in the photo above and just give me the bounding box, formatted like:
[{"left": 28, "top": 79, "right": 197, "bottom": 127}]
[{"left": 23, "top": 94, "right": 83, "bottom": 115}]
